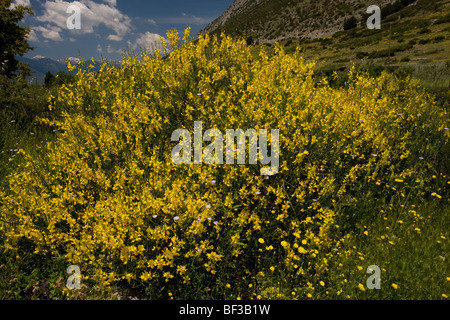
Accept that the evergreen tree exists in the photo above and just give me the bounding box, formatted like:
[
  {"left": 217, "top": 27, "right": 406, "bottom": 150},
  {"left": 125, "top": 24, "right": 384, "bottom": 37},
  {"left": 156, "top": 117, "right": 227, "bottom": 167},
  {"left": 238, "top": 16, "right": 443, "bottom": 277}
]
[
  {"left": 44, "top": 71, "right": 55, "bottom": 87},
  {"left": 343, "top": 16, "right": 358, "bottom": 30},
  {"left": 0, "top": 0, "right": 34, "bottom": 78}
]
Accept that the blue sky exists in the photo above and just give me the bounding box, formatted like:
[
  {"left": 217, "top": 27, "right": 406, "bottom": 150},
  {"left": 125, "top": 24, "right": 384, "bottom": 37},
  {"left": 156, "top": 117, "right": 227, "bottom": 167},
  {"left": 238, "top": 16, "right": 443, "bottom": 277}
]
[{"left": 13, "top": 0, "right": 233, "bottom": 61}]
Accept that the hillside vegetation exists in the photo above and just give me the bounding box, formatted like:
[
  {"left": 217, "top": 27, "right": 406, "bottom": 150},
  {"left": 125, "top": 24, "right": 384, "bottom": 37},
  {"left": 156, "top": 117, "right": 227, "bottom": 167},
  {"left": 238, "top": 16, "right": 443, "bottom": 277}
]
[
  {"left": 203, "top": 0, "right": 450, "bottom": 89},
  {"left": 203, "top": 0, "right": 448, "bottom": 42}
]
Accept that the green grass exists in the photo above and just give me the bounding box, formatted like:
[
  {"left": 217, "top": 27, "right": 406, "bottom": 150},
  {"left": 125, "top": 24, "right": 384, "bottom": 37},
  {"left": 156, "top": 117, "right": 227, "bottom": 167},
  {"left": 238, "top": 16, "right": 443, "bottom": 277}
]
[
  {"left": 0, "top": 79, "right": 54, "bottom": 189},
  {"left": 325, "top": 197, "right": 449, "bottom": 299}
]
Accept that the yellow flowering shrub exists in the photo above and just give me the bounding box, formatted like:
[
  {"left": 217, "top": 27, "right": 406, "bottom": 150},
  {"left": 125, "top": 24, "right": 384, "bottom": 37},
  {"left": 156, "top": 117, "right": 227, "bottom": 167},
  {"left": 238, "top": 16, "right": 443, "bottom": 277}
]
[{"left": 1, "top": 28, "right": 448, "bottom": 299}]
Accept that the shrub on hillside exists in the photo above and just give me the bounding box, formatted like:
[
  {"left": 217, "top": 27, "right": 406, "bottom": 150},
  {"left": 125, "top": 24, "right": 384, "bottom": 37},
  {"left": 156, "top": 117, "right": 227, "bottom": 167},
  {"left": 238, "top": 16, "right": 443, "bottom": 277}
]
[
  {"left": 1, "top": 28, "right": 448, "bottom": 299},
  {"left": 343, "top": 16, "right": 357, "bottom": 30}
]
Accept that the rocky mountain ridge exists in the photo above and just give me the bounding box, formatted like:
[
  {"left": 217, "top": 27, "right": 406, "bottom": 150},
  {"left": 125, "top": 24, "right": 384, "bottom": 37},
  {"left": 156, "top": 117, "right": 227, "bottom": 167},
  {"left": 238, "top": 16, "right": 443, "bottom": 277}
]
[{"left": 201, "top": 0, "right": 404, "bottom": 42}]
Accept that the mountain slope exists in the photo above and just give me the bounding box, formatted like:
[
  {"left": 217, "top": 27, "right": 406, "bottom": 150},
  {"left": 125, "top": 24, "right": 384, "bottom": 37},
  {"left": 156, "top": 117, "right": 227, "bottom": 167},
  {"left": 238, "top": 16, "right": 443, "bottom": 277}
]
[
  {"left": 18, "top": 56, "right": 99, "bottom": 84},
  {"left": 201, "top": 0, "right": 448, "bottom": 43},
  {"left": 200, "top": 0, "right": 450, "bottom": 88},
  {"left": 202, "top": 0, "right": 394, "bottom": 41},
  {"left": 202, "top": 0, "right": 263, "bottom": 34},
  {"left": 19, "top": 56, "right": 68, "bottom": 84}
]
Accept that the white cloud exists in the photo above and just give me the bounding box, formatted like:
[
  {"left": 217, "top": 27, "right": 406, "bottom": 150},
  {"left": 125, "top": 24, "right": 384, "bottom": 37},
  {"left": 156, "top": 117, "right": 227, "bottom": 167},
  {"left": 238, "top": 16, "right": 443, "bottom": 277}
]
[
  {"left": 107, "top": 34, "right": 123, "bottom": 41},
  {"left": 133, "top": 17, "right": 158, "bottom": 27},
  {"left": 34, "top": 25, "right": 64, "bottom": 41},
  {"left": 9, "top": 0, "right": 31, "bottom": 9},
  {"left": 103, "top": 0, "right": 117, "bottom": 6},
  {"left": 160, "top": 14, "right": 214, "bottom": 25},
  {"left": 34, "top": 0, "right": 132, "bottom": 41},
  {"left": 106, "top": 44, "right": 124, "bottom": 54},
  {"left": 26, "top": 29, "right": 39, "bottom": 42},
  {"left": 131, "top": 32, "right": 165, "bottom": 51},
  {"left": 146, "top": 19, "right": 157, "bottom": 27}
]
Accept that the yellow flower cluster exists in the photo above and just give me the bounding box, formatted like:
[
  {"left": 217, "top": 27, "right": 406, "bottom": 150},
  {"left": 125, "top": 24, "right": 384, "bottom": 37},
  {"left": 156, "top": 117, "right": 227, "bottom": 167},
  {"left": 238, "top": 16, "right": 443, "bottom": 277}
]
[{"left": 0, "top": 27, "right": 448, "bottom": 298}]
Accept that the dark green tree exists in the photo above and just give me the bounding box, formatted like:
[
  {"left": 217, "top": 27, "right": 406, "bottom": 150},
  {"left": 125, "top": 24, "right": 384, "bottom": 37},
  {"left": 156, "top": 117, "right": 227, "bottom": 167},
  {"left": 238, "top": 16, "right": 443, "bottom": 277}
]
[
  {"left": 0, "top": 0, "right": 34, "bottom": 78},
  {"left": 53, "top": 71, "right": 76, "bottom": 86},
  {"left": 343, "top": 16, "right": 358, "bottom": 30},
  {"left": 44, "top": 71, "right": 55, "bottom": 87}
]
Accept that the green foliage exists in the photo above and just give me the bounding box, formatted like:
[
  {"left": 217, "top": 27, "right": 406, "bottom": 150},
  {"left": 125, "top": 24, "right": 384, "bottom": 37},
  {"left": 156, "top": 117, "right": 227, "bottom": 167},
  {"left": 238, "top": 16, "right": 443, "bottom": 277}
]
[
  {"left": 284, "top": 39, "right": 293, "bottom": 47},
  {"left": 418, "top": 27, "right": 432, "bottom": 34},
  {"left": 367, "top": 42, "right": 415, "bottom": 60},
  {"left": 401, "top": 0, "right": 416, "bottom": 6},
  {"left": 320, "top": 63, "right": 417, "bottom": 90},
  {"left": 0, "top": 77, "right": 50, "bottom": 128},
  {"left": 356, "top": 51, "right": 369, "bottom": 59},
  {"left": 431, "top": 88, "right": 450, "bottom": 112},
  {"left": 433, "top": 35, "right": 446, "bottom": 43},
  {"left": 381, "top": 0, "right": 427, "bottom": 21},
  {"left": 44, "top": 71, "right": 55, "bottom": 87},
  {"left": 0, "top": 0, "right": 33, "bottom": 78},
  {"left": 392, "top": 42, "right": 415, "bottom": 52},
  {"left": 368, "top": 49, "right": 392, "bottom": 59},
  {"left": 343, "top": 16, "right": 358, "bottom": 31},
  {"left": 0, "top": 75, "right": 54, "bottom": 188},
  {"left": 52, "top": 71, "right": 77, "bottom": 87},
  {"left": 419, "top": 39, "right": 431, "bottom": 45},
  {"left": 435, "top": 12, "right": 450, "bottom": 25}
]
